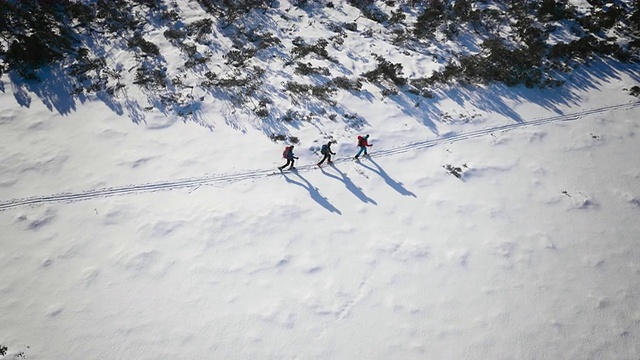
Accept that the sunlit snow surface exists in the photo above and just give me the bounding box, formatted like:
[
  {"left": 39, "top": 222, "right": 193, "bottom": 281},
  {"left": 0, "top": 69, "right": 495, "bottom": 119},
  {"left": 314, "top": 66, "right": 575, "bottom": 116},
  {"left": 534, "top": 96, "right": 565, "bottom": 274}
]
[{"left": 1, "top": 1, "right": 640, "bottom": 359}]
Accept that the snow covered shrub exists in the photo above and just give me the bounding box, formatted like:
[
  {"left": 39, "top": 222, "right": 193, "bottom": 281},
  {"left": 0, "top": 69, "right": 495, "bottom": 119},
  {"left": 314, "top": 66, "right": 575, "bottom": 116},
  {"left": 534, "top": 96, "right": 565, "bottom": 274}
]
[
  {"left": 160, "top": 8, "right": 181, "bottom": 22},
  {"left": 347, "top": 0, "right": 375, "bottom": 9},
  {"left": 270, "top": 133, "right": 287, "bottom": 141},
  {"left": 127, "top": 35, "right": 160, "bottom": 56},
  {"left": 311, "top": 83, "right": 337, "bottom": 103},
  {"left": 549, "top": 35, "right": 627, "bottom": 62},
  {"left": 343, "top": 22, "right": 358, "bottom": 32},
  {"left": 217, "top": 66, "right": 264, "bottom": 92},
  {"left": 280, "top": 110, "right": 311, "bottom": 127},
  {"left": 134, "top": 66, "right": 167, "bottom": 89},
  {"left": 244, "top": 31, "right": 282, "bottom": 50},
  {"left": 631, "top": 4, "right": 640, "bottom": 33},
  {"left": 629, "top": 85, "right": 640, "bottom": 97},
  {"left": 388, "top": 8, "right": 406, "bottom": 25},
  {"left": 452, "top": 0, "right": 472, "bottom": 21},
  {"left": 164, "top": 28, "right": 187, "bottom": 41},
  {"left": 362, "top": 6, "right": 389, "bottom": 23},
  {"left": 68, "top": 49, "right": 113, "bottom": 94},
  {"left": 331, "top": 76, "right": 363, "bottom": 91},
  {"left": 513, "top": 18, "right": 547, "bottom": 48},
  {"left": 1, "top": 1, "right": 81, "bottom": 73},
  {"left": 408, "top": 78, "right": 434, "bottom": 98},
  {"left": 291, "top": 38, "right": 333, "bottom": 61},
  {"left": 537, "top": 0, "right": 575, "bottom": 21},
  {"left": 184, "top": 47, "right": 210, "bottom": 68},
  {"left": 224, "top": 48, "right": 257, "bottom": 67},
  {"left": 412, "top": 0, "right": 446, "bottom": 39},
  {"left": 186, "top": 18, "right": 213, "bottom": 43},
  {"left": 390, "top": 28, "right": 410, "bottom": 45},
  {"left": 381, "top": 87, "right": 399, "bottom": 97},
  {"left": 6, "top": 35, "right": 63, "bottom": 69},
  {"left": 284, "top": 82, "right": 337, "bottom": 104},
  {"left": 284, "top": 81, "right": 312, "bottom": 95},
  {"left": 195, "top": 0, "right": 272, "bottom": 27},
  {"left": 255, "top": 106, "right": 269, "bottom": 118},
  {"left": 254, "top": 97, "right": 272, "bottom": 117},
  {"left": 294, "top": 62, "right": 330, "bottom": 76},
  {"left": 362, "top": 54, "right": 407, "bottom": 86},
  {"left": 330, "top": 33, "right": 346, "bottom": 46},
  {"left": 468, "top": 8, "right": 505, "bottom": 37},
  {"left": 200, "top": 71, "right": 217, "bottom": 89},
  {"left": 577, "top": 4, "right": 625, "bottom": 33}
]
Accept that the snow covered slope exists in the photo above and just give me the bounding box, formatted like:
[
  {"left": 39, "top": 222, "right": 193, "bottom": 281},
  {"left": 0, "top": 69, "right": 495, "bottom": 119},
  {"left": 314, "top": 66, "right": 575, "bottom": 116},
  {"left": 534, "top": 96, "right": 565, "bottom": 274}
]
[{"left": 1, "top": 0, "right": 640, "bottom": 359}]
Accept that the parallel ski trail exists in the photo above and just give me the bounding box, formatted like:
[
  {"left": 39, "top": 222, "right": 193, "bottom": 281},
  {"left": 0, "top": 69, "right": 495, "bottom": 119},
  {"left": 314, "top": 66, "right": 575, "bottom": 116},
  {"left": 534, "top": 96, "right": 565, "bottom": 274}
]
[{"left": 1, "top": 101, "right": 637, "bottom": 211}]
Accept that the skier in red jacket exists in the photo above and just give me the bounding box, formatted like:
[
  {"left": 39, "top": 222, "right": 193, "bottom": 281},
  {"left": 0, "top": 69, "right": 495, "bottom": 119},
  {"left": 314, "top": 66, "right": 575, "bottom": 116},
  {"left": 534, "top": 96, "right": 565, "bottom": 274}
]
[{"left": 354, "top": 134, "right": 372, "bottom": 159}]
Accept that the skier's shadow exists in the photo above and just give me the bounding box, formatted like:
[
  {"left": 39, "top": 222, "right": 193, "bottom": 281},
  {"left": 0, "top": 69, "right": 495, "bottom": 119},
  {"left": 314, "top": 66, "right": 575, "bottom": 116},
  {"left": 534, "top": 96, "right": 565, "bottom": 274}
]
[
  {"left": 320, "top": 164, "right": 377, "bottom": 205},
  {"left": 357, "top": 158, "right": 417, "bottom": 197},
  {"left": 283, "top": 170, "right": 342, "bottom": 214}
]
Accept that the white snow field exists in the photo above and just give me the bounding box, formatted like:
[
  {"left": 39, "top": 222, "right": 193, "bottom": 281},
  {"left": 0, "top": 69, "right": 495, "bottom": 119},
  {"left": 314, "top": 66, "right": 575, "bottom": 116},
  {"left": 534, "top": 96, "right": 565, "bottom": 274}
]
[{"left": 2, "top": 1, "right": 640, "bottom": 359}]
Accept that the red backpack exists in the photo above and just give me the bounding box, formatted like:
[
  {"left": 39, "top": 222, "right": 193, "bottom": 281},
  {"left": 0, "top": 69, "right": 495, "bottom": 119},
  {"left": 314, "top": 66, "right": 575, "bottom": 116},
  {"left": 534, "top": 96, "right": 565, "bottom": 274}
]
[
  {"left": 282, "top": 146, "right": 292, "bottom": 158},
  {"left": 357, "top": 136, "right": 364, "bottom": 146}
]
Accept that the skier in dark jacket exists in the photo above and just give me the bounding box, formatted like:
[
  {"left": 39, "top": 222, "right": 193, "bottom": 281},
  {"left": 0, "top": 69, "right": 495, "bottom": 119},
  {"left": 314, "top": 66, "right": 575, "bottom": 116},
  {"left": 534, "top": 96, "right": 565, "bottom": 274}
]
[
  {"left": 279, "top": 145, "right": 299, "bottom": 170},
  {"left": 354, "top": 134, "right": 372, "bottom": 159},
  {"left": 317, "top": 142, "right": 336, "bottom": 166}
]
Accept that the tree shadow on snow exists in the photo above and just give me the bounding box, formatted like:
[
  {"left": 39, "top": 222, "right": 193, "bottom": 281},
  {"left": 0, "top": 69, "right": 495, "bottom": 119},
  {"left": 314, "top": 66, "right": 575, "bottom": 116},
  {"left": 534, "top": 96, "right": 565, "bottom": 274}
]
[
  {"left": 8, "top": 68, "right": 78, "bottom": 115},
  {"left": 357, "top": 158, "right": 416, "bottom": 198},
  {"left": 283, "top": 170, "right": 342, "bottom": 214},
  {"left": 320, "top": 164, "right": 377, "bottom": 205}
]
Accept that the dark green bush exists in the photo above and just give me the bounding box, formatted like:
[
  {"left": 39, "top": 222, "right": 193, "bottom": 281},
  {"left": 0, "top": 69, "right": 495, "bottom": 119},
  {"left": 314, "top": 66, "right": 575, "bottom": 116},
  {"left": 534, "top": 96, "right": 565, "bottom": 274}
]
[
  {"left": 291, "top": 38, "right": 333, "bottom": 61},
  {"left": 362, "top": 54, "right": 406, "bottom": 86},
  {"left": 294, "top": 62, "right": 330, "bottom": 76},
  {"left": 224, "top": 48, "right": 257, "bottom": 67},
  {"left": 127, "top": 35, "right": 160, "bottom": 56},
  {"left": 331, "top": 76, "right": 363, "bottom": 91}
]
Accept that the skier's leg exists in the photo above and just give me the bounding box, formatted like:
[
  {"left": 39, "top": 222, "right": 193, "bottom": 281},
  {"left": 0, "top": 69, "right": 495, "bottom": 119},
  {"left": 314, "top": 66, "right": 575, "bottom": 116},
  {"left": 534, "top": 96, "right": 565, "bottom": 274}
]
[{"left": 355, "top": 147, "right": 364, "bottom": 158}]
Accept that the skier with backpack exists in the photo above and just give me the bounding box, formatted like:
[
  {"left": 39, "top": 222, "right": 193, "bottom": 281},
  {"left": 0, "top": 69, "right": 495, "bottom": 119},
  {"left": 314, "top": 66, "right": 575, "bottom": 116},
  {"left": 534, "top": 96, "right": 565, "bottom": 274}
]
[
  {"left": 317, "top": 141, "right": 336, "bottom": 167},
  {"left": 278, "top": 145, "right": 299, "bottom": 171},
  {"left": 354, "top": 134, "right": 372, "bottom": 160}
]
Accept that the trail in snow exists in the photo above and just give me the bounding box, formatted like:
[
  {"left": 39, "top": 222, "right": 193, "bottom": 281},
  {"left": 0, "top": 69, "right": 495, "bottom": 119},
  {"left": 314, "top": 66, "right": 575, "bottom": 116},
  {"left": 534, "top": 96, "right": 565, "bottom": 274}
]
[{"left": 1, "top": 101, "right": 637, "bottom": 211}]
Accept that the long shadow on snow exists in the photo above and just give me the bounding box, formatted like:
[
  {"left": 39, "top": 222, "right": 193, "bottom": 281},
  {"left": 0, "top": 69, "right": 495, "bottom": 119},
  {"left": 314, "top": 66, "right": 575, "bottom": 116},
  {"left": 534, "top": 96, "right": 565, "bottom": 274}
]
[
  {"left": 356, "top": 158, "right": 416, "bottom": 198},
  {"left": 320, "top": 164, "right": 377, "bottom": 205},
  {"left": 283, "top": 170, "right": 342, "bottom": 214}
]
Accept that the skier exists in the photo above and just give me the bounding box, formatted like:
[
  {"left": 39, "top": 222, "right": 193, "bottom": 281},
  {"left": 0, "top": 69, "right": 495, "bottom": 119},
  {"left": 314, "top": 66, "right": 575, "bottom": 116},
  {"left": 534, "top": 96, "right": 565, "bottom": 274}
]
[
  {"left": 354, "top": 134, "right": 372, "bottom": 159},
  {"left": 317, "top": 141, "right": 336, "bottom": 166},
  {"left": 279, "top": 145, "right": 299, "bottom": 171}
]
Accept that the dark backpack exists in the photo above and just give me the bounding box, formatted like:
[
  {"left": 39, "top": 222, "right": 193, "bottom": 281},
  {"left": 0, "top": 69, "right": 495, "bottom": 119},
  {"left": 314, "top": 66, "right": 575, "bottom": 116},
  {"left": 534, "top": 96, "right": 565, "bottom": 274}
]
[
  {"left": 282, "top": 146, "right": 292, "bottom": 158},
  {"left": 357, "top": 136, "right": 364, "bottom": 147},
  {"left": 320, "top": 144, "right": 328, "bottom": 155}
]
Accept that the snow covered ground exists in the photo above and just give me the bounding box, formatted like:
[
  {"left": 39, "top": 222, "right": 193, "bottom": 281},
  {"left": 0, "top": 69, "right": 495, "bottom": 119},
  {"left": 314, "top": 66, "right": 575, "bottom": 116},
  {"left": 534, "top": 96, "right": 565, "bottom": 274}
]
[{"left": 2, "top": 1, "right": 640, "bottom": 359}]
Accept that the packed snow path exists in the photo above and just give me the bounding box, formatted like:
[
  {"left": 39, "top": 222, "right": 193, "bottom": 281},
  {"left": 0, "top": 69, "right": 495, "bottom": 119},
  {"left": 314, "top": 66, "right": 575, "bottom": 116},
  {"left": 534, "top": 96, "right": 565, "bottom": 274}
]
[{"left": 1, "top": 101, "right": 638, "bottom": 211}]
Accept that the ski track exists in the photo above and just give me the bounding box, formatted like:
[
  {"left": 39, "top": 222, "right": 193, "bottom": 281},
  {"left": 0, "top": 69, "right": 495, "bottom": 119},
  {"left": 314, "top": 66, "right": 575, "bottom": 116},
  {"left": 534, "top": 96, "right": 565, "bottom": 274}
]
[{"left": 1, "top": 101, "right": 638, "bottom": 211}]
